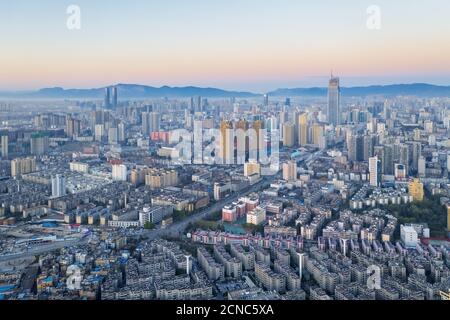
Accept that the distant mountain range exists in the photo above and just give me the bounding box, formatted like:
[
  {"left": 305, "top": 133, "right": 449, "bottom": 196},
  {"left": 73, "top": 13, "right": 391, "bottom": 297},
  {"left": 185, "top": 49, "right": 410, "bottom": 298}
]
[
  {"left": 0, "top": 84, "right": 257, "bottom": 99},
  {"left": 0, "top": 83, "right": 449, "bottom": 99}
]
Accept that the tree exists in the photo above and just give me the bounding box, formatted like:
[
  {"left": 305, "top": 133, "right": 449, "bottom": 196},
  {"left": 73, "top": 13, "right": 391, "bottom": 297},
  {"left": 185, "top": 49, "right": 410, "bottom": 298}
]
[{"left": 144, "top": 222, "right": 155, "bottom": 230}]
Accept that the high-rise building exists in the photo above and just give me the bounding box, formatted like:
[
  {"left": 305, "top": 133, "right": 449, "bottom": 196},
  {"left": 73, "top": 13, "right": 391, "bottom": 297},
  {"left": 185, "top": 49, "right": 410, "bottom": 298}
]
[
  {"left": 142, "top": 112, "right": 150, "bottom": 136},
  {"left": 266, "top": 116, "right": 277, "bottom": 132},
  {"left": 446, "top": 204, "right": 450, "bottom": 235},
  {"left": 145, "top": 169, "right": 178, "bottom": 189},
  {"left": 363, "top": 134, "right": 376, "bottom": 161},
  {"left": 285, "top": 98, "right": 291, "bottom": 107},
  {"left": 394, "top": 164, "right": 407, "bottom": 180},
  {"left": 51, "top": 174, "right": 66, "bottom": 198},
  {"left": 369, "top": 156, "right": 381, "bottom": 187},
  {"left": 118, "top": 122, "right": 126, "bottom": 142},
  {"left": 383, "top": 145, "right": 394, "bottom": 175},
  {"left": 283, "top": 161, "right": 297, "bottom": 182},
  {"left": 279, "top": 112, "right": 287, "bottom": 138},
  {"left": 66, "top": 116, "right": 81, "bottom": 138},
  {"left": 400, "top": 225, "right": 419, "bottom": 249},
  {"left": 418, "top": 156, "right": 426, "bottom": 178},
  {"left": 244, "top": 161, "right": 261, "bottom": 177},
  {"left": 184, "top": 109, "right": 192, "bottom": 128},
  {"left": 142, "top": 112, "right": 160, "bottom": 136},
  {"left": 312, "top": 123, "right": 325, "bottom": 149},
  {"left": 30, "top": 133, "right": 49, "bottom": 156},
  {"left": 327, "top": 76, "right": 340, "bottom": 126},
  {"left": 108, "top": 127, "right": 118, "bottom": 145},
  {"left": 112, "top": 164, "right": 127, "bottom": 181},
  {"left": 447, "top": 152, "right": 450, "bottom": 173},
  {"left": 111, "top": 86, "right": 118, "bottom": 108},
  {"left": 11, "top": 157, "right": 36, "bottom": 177},
  {"left": 95, "top": 124, "right": 104, "bottom": 142},
  {"left": 411, "top": 142, "right": 422, "bottom": 171},
  {"left": 298, "top": 113, "right": 308, "bottom": 146},
  {"left": 1, "top": 135, "right": 8, "bottom": 158},
  {"left": 409, "top": 178, "right": 424, "bottom": 202},
  {"left": 104, "top": 87, "right": 111, "bottom": 108},
  {"left": 252, "top": 120, "right": 264, "bottom": 161},
  {"left": 235, "top": 119, "right": 249, "bottom": 164},
  {"left": 196, "top": 96, "right": 202, "bottom": 113},
  {"left": 219, "top": 120, "right": 234, "bottom": 164},
  {"left": 283, "top": 122, "right": 295, "bottom": 147},
  {"left": 348, "top": 133, "right": 364, "bottom": 162},
  {"left": 263, "top": 94, "right": 269, "bottom": 107},
  {"left": 291, "top": 110, "right": 299, "bottom": 145},
  {"left": 397, "top": 143, "right": 409, "bottom": 174}
]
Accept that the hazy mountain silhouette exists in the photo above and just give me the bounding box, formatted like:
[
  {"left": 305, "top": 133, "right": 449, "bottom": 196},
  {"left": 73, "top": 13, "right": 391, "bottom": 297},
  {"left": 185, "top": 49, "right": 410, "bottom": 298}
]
[{"left": 1, "top": 83, "right": 449, "bottom": 99}]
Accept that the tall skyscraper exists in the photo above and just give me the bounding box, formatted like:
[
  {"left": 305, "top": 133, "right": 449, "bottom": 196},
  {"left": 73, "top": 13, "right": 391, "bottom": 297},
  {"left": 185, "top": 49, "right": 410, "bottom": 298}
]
[
  {"left": 292, "top": 110, "right": 299, "bottom": 145},
  {"left": 189, "top": 97, "right": 195, "bottom": 114},
  {"left": 151, "top": 112, "right": 161, "bottom": 133},
  {"left": 104, "top": 87, "right": 111, "bottom": 108},
  {"left": 408, "top": 178, "right": 424, "bottom": 202},
  {"left": 195, "top": 96, "right": 202, "bottom": 113},
  {"left": 369, "top": 156, "right": 381, "bottom": 187},
  {"left": 51, "top": 174, "right": 66, "bottom": 198},
  {"left": 30, "top": 133, "right": 49, "bottom": 156},
  {"left": 418, "top": 155, "right": 426, "bottom": 177},
  {"left": 348, "top": 133, "right": 364, "bottom": 162},
  {"left": 446, "top": 204, "right": 450, "bottom": 235},
  {"left": 142, "top": 112, "right": 161, "bottom": 136},
  {"left": 1, "top": 135, "right": 8, "bottom": 158},
  {"left": 244, "top": 160, "right": 261, "bottom": 177},
  {"left": 66, "top": 116, "right": 81, "bottom": 139},
  {"left": 219, "top": 120, "right": 234, "bottom": 164},
  {"left": 112, "top": 86, "right": 118, "bottom": 108},
  {"left": 312, "top": 123, "right": 324, "bottom": 148},
  {"left": 108, "top": 127, "right": 118, "bottom": 145},
  {"left": 283, "top": 161, "right": 297, "bottom": 182},
  {"left": 363, "top": 135, "right": 375, "bottom": 161},
  {"left": 95, "top": 124, "right": 105, "bottom": 142},
  {"left": 298, "top": 113, "right": 308, "bottom": 146},
  {"left": 327, "top": 76, "right": 340, "bottom": 126},
  {"left": 263, "top": 94, "right": 269, "bottom": 107},
  {"left": 397, "top": 143, "right": 409, "bottom": 174},
  {"left": 11, "top": 157, "right": 36, "bottom": 177},
  {"left": 411, "top": 142, "right": 422, "bottom": 172},
  {"left": 142, "top": 112, "right": 150, "bottom": 136},
  {"left": 383, "top": 145, "right": 394, "bottom": 175},
  {"left": 112, "top": 164, "right": 128, "bottom": 181},
  {"left": 284, "top": 98, "right": 291, "bottom": 107},
  {"left": 283, "top": 122, "right": 295, "bottom": 147},
  {"left": 252, "top": 120, "right": 264, "bottom": 161},
  {"left": 118, "top": 122, "right": 126, "bottom": 142},
  {"left": 235, "top": 119, "right": 249, "bottom": 164}
]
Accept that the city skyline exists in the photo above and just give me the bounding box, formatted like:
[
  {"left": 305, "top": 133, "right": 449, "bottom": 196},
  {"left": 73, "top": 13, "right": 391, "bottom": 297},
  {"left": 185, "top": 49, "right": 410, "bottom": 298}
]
[
  {"left": 1, "top": 0, "right": 450, "bottom": 305},
  {"left": 1, "top": 0, "right": 450, "bottom": 91}
]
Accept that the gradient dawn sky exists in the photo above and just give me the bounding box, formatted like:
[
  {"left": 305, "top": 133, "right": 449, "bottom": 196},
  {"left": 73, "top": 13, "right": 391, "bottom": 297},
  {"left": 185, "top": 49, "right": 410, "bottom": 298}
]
[{"left": 1, "top": 0, "right": 450, "bottom": 92}]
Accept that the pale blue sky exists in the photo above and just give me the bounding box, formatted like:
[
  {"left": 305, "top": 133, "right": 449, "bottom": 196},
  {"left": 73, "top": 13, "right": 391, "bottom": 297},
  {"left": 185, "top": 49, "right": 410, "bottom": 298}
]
[{"left": 0, "top": 0, "right": 449, "bottom": 91}]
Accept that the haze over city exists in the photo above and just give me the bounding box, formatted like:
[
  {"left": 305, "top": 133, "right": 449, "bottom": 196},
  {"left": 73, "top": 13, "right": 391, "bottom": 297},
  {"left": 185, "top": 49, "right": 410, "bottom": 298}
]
[{"left": 1, "top": 0, "right": 450, "bottom": 91}]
